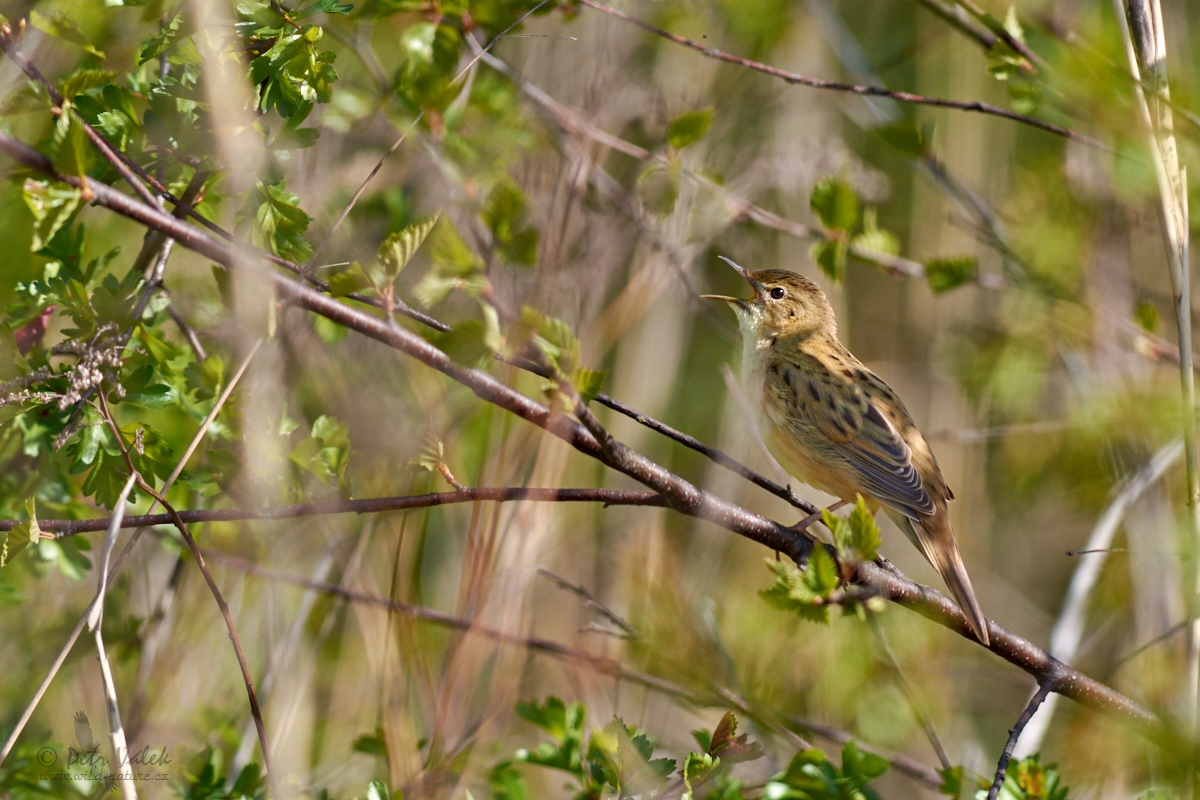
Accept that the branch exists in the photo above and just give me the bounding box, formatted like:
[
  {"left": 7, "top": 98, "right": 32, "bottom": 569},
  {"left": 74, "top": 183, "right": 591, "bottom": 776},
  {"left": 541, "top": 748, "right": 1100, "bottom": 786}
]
[
  {"left": 577, "top": 0, "right": 1099, "bottom": 146},
  {"left": 0, "top": 128, "right": 1165, "bottom": 741},
  {"left": 986, "top": 682, "right": 1053, "bottom": 800},
  {"left": 0, "top": 488, "right": 666, "bottom": 537}
]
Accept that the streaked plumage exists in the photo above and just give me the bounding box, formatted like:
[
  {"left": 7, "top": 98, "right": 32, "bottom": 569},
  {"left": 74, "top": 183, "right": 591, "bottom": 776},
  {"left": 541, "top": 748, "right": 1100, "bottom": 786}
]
[{"left": 704, "top": 259, "right": 989, "bottom": 645}]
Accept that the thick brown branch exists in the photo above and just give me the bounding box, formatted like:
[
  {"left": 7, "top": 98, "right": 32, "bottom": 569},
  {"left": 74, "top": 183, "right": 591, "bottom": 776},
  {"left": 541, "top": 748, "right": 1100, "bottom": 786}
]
[
  {"left": 0, "top": 488, "right": 666, "bottom": 537},
  {"left": 0, "top": 128, "right": 1164, "bottom": 740},
  {"left": 577, "top": 0, "right": 1099, "bottom": 146}
]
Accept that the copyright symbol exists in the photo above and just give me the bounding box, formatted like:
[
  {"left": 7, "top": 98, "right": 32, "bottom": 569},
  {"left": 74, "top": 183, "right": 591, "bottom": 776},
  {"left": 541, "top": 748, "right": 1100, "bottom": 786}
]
[{"left": 37, "top": 747, "right": 56, "bottom": 766}]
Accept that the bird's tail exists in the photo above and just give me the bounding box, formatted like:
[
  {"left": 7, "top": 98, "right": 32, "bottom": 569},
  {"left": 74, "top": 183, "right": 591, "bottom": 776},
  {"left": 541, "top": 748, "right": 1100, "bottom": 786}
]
[{"left": 886, "top": 509, "right": 990, "bottom": 646}]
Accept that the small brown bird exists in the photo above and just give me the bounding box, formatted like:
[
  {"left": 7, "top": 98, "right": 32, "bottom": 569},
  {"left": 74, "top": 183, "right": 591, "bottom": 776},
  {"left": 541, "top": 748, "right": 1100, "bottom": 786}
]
[{"left": 704, "top": 257, "right": 989, "bottom": 644}]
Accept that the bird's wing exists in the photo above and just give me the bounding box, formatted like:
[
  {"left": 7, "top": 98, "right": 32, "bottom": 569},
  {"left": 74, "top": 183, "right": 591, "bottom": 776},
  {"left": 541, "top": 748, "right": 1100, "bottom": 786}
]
[
  {"left": 776, "top": 358, "right": 935, "bottom": 519},
  {"left": 74, "top": 711, "right": 96, "bottom": 750}
]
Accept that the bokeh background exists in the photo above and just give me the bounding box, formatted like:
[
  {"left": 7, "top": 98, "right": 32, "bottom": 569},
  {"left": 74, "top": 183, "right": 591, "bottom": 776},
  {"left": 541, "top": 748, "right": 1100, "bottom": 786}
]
[{"left": 1, "top": 0, "right": 1198, "bottom": 797}]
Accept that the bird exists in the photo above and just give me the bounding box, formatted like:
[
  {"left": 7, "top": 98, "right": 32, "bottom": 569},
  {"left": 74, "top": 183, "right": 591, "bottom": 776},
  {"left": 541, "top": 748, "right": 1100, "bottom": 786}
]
[{"left": 703, "top": 256, "right": 989, "bottom": 645}]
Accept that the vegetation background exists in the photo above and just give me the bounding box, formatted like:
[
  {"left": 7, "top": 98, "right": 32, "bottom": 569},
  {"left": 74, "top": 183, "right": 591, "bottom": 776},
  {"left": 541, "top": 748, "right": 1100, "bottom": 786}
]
[{"left": 0, "top": 0, "right": 1195, "bottom": 798}]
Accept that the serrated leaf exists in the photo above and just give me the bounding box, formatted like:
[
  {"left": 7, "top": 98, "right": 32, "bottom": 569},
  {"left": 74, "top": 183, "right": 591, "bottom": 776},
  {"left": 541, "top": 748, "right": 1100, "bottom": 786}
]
[
  {"left": 810, "top": 238, "right": 847, "bottom": 282},
  {"left": 1, "top": 498, "right": 41, "bottom": 568},
  {"left": 379, "top": 212, "right": 440, "bottom": 281},
  {"left": 328, "top": 263, "right": 373, "bottom": 297},
  {"left": 406, "top": 433, "right": 445, "bottom": 473},
  {"left": 807, "top": 546, "right": 839, "bottom": 594},
  {"left": 60, "top": 69, "right": 118, "bottom": 100},
  {"left": 571, "top": 368, "right": 606, "bottom": 404},
  {"left": 666, "top": 107, "right": 713, "bottom": 149},
  {"left": 428, "top": 319, "right": 493, "bottom": 368},
  {"left": 925, "top": 255, "right": 979, "bottom": 293},
  {"left": 29, "top": 10, "right": 105, "bottom": 59},
  {"left": 51, "top": 102, "right": 94, "bottom": 181},
  {"left": 851, "top": 228, "right": 901, "bottom": 258},
  {"left": 23, "top": 180, "right": 82, "bottom": 253},
  {"left": 810, "top": 178, "right": 860, "bottom": 231},
  {"left": 847, "top": 497, "right": 881, "bottom": 562}
]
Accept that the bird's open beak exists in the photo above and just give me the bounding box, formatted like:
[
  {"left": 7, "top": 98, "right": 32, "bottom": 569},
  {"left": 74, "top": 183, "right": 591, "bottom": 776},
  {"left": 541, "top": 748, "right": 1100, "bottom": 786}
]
[{"left": 700, "top": 256, "right": 756, "bottom": 304}]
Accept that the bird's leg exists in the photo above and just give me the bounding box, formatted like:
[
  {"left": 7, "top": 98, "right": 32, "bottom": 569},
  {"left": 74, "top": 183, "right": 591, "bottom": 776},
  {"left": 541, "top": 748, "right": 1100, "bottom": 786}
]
[{"left": 790, "top": 499, "right": 849, "bottom": 532}]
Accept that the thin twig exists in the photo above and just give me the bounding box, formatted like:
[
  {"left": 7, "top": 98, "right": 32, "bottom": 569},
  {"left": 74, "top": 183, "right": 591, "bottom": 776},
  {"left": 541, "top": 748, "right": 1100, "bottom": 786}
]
[
  {"left": 300, "top": 112, "right": 425, "bottom": 276},
  {"left": 987, "top": 682, "right": 1052, "bottom": 800},
  {"left": 577, "top": 0, "right": 1098, "bottom": 146},
  {"left": 537, "top": 567, "right": 636, "bottom": 635},
  {"left": 0, "top": 488, "right": 666, "bottom": 537},
  {"left": 166, "top": 304, "right": 207, "bottom": 361}
]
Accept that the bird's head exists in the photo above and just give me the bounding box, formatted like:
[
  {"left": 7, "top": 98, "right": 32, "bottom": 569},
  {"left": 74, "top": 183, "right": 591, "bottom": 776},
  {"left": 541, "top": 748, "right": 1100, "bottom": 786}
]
[{"left": 702, "top": 257, "right": 837, "bottom": 341}]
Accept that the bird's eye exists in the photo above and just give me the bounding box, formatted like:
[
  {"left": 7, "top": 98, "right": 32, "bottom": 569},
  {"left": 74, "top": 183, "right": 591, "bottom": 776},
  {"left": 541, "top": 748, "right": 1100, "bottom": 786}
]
[{"left": 770, "top": 287, "right": 786, "bottom": 300}]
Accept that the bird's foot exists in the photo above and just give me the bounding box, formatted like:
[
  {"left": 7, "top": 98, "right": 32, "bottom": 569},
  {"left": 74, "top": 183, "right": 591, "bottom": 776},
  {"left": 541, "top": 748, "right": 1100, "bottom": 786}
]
[{"left": 789, "top": 499, "right": 849, "bottom": 532}]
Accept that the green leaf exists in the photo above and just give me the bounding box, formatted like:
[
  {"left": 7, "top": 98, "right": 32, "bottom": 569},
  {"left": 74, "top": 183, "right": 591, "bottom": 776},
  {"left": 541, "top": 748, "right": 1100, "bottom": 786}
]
[
  {"left": 1, "top": 498, "right": 41, "bottom": 568},
  {"left": 237, "top": 181, "right": 314, "bottom": 263},
  {"left": 482, "top": 181, "right": 537, "bottom": 265},
  {"left": 1135, "top": 299, "right": 1159, "bottom": 333},
  {"left": 760, "top": 556, "right": 836, "bottom": 624},
  {"left": 379, "top": 212, "right": 440, "bottom": 281},
  {"left": 427, "top": 319, "right": 493, "bottom": 368},
  {"left": 297, "top": 0, "right": 355, "bottom": 17},
  {"left": 328, "top": 263, "right": 373, "bottom": 297},
  {"left": 851, "top": 228, "right": 901, "bottom": 258},
  {"left": 666, "top": 108, "right": 714, "bottom": 149},
  {"left": 51, "top": 102, "right": 94, "bottom": 181},
  {"left": 352, "top": 728, "right": 389, "bottom": 759},
  {"left": 810, "top": 238, "right": 847, "bottom": 282},
  {"left": 986, "top": 43, "right": 1024, "bottom": 81},
  {"left": 60, "top": 69, "right": 118, "bottom": 100},
  {"left": 365, "top": 780, "right": 390, "bottom": 800},
  {"left": 925, "top": 255, "right": 979, "bottom": 293},
  {"left": 872, "top": 119, "right": 931, "bottom": 157},
  {"left": 489, "top": 762, "right": 530, "bottom": 800},
  {"left": 989, "top": 755, "right": 1070, "bottom": 800},
  {"left": 841, "top": 740, "right": 888, "bottom": 785},
  {"left": 810, "top": 178, "right": 860, "bottom": 231},
  {"left": 571, "top": 368, "right": 606, "bottom": 404},
  {"left": 829, "top": 496, "right": 881, "bottom": 564},
  {"left": 29, "top": 10, "right": 105, "bottom": 59},
  {"left": 22, "top": 179, "right": 82, "bottom": 253}
]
